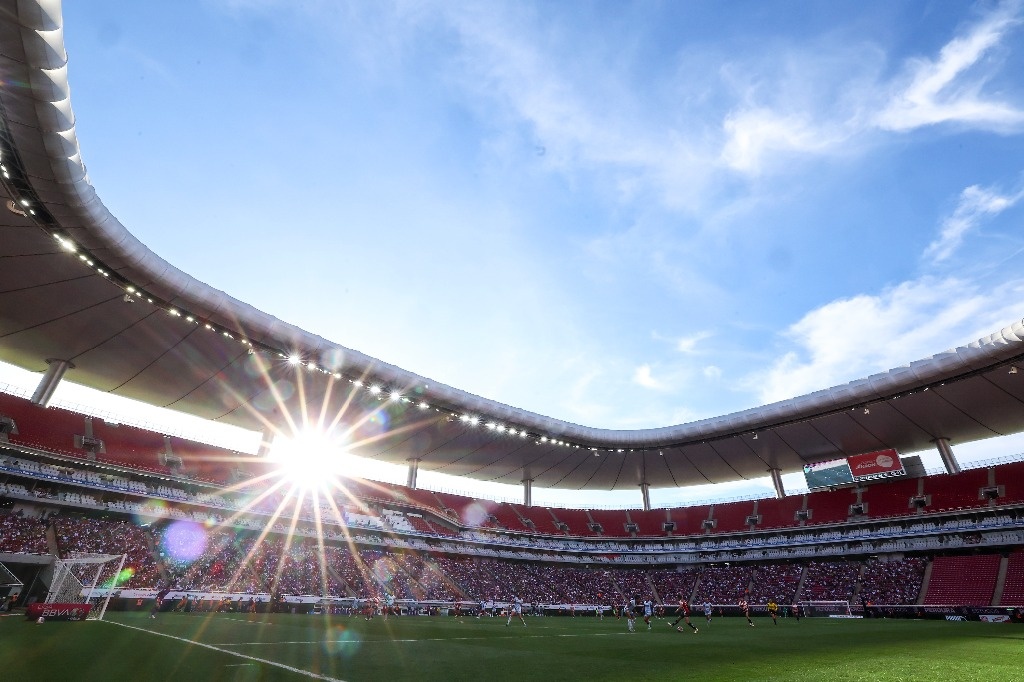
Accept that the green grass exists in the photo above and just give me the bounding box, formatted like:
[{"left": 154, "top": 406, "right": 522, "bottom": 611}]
[{"left": 1, "top": 611, "right": 1022, "bottom": 681}]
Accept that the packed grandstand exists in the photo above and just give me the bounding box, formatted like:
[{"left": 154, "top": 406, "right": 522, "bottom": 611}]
[{"left": 2, "top": 388, "right": 1024, "bottom": 621}]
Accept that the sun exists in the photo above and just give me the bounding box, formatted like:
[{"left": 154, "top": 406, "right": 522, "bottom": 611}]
[{"left": 266, "top": 430, "right": 350, "bottom": 490}]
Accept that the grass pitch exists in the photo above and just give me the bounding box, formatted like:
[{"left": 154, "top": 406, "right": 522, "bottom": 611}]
[{"left": 2, "top": 611, "right": 1022, "bottom": 681}]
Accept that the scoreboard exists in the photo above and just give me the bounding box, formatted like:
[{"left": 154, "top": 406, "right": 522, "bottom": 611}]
[{"left": 803, "top": 449, "right": 904, "bottom": 490}]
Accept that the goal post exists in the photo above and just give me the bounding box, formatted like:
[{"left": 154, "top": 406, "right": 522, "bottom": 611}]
[
  {"left": 46, "top": 553, "right": 127, "bottom": 621},
  {"left": 799, "top": 600, "right": 853, "bottom": 617}
]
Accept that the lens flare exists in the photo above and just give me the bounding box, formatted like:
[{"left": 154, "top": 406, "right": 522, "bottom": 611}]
[
  {"left": 323, "top": 624, "right": 362, "bottom": 658},
  {"left": 461, "top": 501, "right": 490, "bottom": 527},
  {"left": 103, "top": 566, "right": 136, "bottom": 588},
  {"left": 161, "top": 520, "right": 209, "bottom": 563},
  {"left": 371, "top": 556, "right": 397, "bottom": 585}
]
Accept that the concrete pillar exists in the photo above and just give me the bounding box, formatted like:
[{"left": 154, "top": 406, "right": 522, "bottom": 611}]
[
  {"left": 406, "top": 457, "right": 421, "bottom": 489},
  {"left": 769, "top": 468, "right": 786, "bottom": 499},
  {"left": 639, "top": 482, "right": 651, "bottom": 511},
  {"left": 935, "top": 438, "right": 961, "bottom": 475},
  {"left": 30, "top": 359, "right": 74, "bottom": 407},
  {"left": 523, "top": 478, "right": 533, "bottom": 507}
]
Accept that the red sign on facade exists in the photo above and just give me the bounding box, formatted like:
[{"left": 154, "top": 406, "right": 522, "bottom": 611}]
[{"left": 847, "top": 449, "right": 903, "bottom": 480}]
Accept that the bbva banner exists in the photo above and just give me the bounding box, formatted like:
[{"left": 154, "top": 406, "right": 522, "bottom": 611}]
[{"left": 25, "top": 603, "right": 92, "bottom": 621}]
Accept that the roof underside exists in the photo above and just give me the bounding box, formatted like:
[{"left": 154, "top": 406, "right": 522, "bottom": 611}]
[{"left": 1, "top": 1, "right": 1024, "bottom": 491}]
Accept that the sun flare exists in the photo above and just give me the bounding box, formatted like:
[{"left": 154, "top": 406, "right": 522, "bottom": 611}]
[{"left": 267, "top": 431, "right": 350, "bottom": 489}]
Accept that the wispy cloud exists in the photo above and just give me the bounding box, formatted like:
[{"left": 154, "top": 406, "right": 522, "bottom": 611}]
[
  {"left": 876, "top": 1, "right": 1024, "bottom": 132},
  {"left": 675, "top": 330, "right": 714, "bottom": 354},
  {"left": 753, "top": 276, "right": 1024, "bottom": 404},
  {"left": 924, "top": 182, "right": 1024, "bottom": 261}
]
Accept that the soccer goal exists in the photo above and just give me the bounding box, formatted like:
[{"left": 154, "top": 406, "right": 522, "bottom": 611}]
[
  {"left": 45, "top": 553, "right": 127, "bottom": 621},
  {"left": 799, "top": 600, "right": 853, "bottom": 617}
]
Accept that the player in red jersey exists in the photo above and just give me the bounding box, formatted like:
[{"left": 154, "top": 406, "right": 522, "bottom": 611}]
[
  {"left": 670, "top": 598, "right": 698, "bottom": 633},
  {"left": 738, "top": 599, "right": 754, "bottom": 627}
]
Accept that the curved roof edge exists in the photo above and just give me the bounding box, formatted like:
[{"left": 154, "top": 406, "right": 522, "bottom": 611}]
[{"left": 6, "top": 0, "right": 1024, "bottom": 450}]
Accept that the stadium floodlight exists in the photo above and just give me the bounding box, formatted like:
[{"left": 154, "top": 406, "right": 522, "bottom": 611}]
[
  {"left": 288, "top": 355, "right": 302, "bottom": 366},
  {"left": 369, "top": 385, "right": 381, "bottom": 395},
  {"left": 1010, "top": 366, "right": 1019, "bottom": 375},
  {"left": 389, "top": 391, "right": 401, "bottom": 401}
]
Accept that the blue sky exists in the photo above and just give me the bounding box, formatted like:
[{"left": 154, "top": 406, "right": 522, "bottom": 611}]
[{"left": 5, "top": 0, "right": 1024, "bottom": 507}]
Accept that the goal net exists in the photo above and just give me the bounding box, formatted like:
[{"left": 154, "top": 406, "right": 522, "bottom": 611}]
[
  {"left": 46, "top": 553, "right": 126, "bottom": 621},
  {"left": 799, "top": 600, "right": 852, "bottom": 617}
]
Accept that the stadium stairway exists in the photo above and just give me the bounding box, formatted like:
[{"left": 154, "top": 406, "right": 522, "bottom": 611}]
[
  {"left": 326, "top": 564, "right": 357, "bottom": 597},
  {"left": 991, "top": 555, "right": 1009, "bottom": 606},
  {"left": 44, "top": 523, "right": 59, "bottom": 556},
  {"left": 424, "top": 558, "right": 468, "bottom": 600},
  {"left": 793, "top": 565, "right": 809, "bottom": 602},
  {"left": 146, "top": 533, "right": 171, "bottom": 586},
  {"left": 917, "top": 561, "right": 932, "bottom": 605},
  {"left": 852, "top": 562, "right": 867, "bottom": 598},
  {"left": 688, "top": 574, "right": 701, "bottom": 604}
]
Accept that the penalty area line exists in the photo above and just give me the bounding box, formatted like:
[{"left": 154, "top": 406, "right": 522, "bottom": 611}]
[{"left": 102, "top": 620, "right": 346, "bottom": 681}]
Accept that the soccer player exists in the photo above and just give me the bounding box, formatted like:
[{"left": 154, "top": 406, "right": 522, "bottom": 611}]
[
  {"left": 506, "top": 596, "right": 527, "bottom": 627},
  {"left": 767, "top": 599, "right": 779, "bottom": 626},
  {"left": 671, "top": 598, "right": 698, "bottom": 633},
  {"left": 150, "top": 588, "right": 170, "bottom": 619},
  {"left": 739, "top": 599, "right": 754, "bottom": 627},
  {"left": 792, "top": 602, "right": 802, "bottom": 621},
  {"left": 625, "top": 599, "right": 636, "bottom": 632},
  {"left": 703, "top": 600, "right": 713, "bottom": 624},
  {"left": 642, "top": 597, "right": 654, "bottom": 630}
]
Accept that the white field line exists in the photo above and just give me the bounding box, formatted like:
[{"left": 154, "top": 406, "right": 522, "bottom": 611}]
[{"left": 103, "top": 620, "right": 347, "bottom": 681}]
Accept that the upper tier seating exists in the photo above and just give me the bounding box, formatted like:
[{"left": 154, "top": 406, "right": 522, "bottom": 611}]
[
  {"left": 861, "top": 479, "right": 919, "bottom": 518},
  {"left": 995, "top": 461, "right": 1024, "bottom": 505},
  {"left": 804, "top": 489, "right": 856, "bottom": 525},
  {"left": 925, "top": 469, "right": 991, "bottom": 513},
  {"left": 711, "top": 500, "right": 756, "bottom": 534},
  {"left": 666, "top": 505, "right": 712, "bottom": 536},
  {"left": 587, "top": 509, "right": 631, "bottom": 537},
  {"left": 627, "top": 509, "right": 670, "bottom": 536},
  {"left": 755, "top": 496, "right": 805, "bottom": 530}
]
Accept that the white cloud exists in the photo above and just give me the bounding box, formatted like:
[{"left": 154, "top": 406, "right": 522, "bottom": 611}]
[
  {"left": 924, "top": 183, "right": 1024, "bottom": 261},
  {"left": 754, "top": 276, "right": 1024, "bottom": 404},
  {"left": 632, "top": 364, "right": 665, "bottom": 390},
  {"left": 703, "top": 365, "right": 722, "bottom": 380},
  {"left": 876, "top": 1, "right": 1024, "bottom": 132}
]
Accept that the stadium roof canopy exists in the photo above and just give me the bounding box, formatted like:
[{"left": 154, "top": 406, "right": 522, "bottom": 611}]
[{"left": 2, "top": 1, "right": 1024, "bottom": 493}]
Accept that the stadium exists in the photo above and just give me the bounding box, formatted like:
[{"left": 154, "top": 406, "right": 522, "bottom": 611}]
[{"left": 2, "top": 1, "right": 1024, "bottom": 680}]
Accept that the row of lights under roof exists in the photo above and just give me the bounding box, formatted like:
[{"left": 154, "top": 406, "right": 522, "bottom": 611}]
[
  {"left": 6, "top": 138, "right": 610, "bottom": 451},
  {"left": 26, "top": 177, "right": 1023, "bottom": 457}
]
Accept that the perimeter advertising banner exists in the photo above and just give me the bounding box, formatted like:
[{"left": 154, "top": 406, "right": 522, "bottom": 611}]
[
  {"left": 848, "top": 449, "right": 904, "bottom": 481},
  {"left": 25, "top": 603, "right": 92, "bottom": 621}
]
